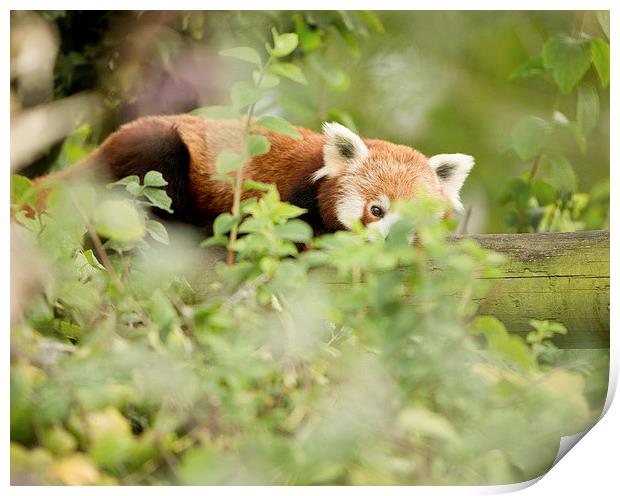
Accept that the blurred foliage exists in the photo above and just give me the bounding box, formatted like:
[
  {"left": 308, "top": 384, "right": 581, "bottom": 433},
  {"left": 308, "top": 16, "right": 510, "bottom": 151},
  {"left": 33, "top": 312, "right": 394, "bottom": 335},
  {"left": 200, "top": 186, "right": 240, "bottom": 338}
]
[
  {"left": 10, "top": 11, "right": 610, "bottom": 486},
  {"left": 501, "top": 19, "right": 610, "bottom": 232},
  {"left": 10, "top": 168, "right": 608, "bottom": 484}
]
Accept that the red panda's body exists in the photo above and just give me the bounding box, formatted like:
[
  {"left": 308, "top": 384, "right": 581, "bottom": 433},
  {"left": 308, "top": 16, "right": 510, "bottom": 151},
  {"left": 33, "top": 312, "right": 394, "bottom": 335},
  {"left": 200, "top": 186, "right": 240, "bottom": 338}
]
[{"left": 38, "top": 114, "right": 475, "bottom": 237}]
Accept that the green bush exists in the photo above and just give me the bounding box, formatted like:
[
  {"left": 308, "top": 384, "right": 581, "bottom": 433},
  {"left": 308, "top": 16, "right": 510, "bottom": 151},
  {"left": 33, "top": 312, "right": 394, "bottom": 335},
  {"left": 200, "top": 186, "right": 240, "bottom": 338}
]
[{"left": 10, "top": 169, "right": 606, "bottom": 484}]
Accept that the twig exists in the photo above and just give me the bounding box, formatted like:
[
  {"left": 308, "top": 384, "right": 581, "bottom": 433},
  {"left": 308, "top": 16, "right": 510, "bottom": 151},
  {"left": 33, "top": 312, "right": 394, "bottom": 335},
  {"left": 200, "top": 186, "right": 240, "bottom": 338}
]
[
  {"left": 66, "top": 187, "right": 123, "bottom": 290},
  {"left": 226, "top": 55, "right": 273, "bottom": 265}
]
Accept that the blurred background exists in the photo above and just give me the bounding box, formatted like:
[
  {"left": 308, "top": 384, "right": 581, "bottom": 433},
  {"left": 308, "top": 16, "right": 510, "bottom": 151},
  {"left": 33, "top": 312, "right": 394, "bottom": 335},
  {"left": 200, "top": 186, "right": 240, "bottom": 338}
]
[{"left": 10, "top": 10, "right": 610, "bottom": 233}]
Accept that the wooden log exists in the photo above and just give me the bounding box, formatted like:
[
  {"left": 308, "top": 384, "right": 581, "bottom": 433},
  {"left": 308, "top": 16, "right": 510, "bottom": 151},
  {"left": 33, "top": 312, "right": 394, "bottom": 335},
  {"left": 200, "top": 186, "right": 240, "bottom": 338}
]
[
  {"left": 195, "top": 230, "right": 610, "bottom": 349},
  {"left": 453, "top": 230, "right": 610, "bottom": 349}
]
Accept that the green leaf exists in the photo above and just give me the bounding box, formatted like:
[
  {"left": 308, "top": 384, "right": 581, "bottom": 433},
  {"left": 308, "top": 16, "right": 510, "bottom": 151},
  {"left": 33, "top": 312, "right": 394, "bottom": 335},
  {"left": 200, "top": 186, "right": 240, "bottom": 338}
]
[
  {"left": 268, "top": 28, "right": 298, "bottom": 58},
  {"left": 238, "top": 217, "right": 267, "bottom": 234},
  {"left": 94, "top": 200, "right": 145, "bottom": 242},
  {"left": 219, "top": 46, "right": 262, "bottom": 67},
  {"left": 398, "top": 408, "right": 457, "bottom": 441},
  {"left": 540, "top": 153, "right": 577, "bottom": 193},
  {"left": 596, "top": 11, "right": 610, "bottom": 39},
  {"left": 269, "top": 63, "right": 307, "bottom": 85},
  {"left": 107, "top": 175, "right": 140, "bottom": 190},
  {"left": 270, "top": 202, "right": 307, "bottom": 221},
  {"left": 243, "top": 180, "right": 273, "bottom": 192},
  {"left": 200, "top": 234, "right": 228, "bottom": 248},
  {"left": 247, "top": 134, "right": 271, "bottom": 157},
  {"left": 230, "top": 81, "right": 263, "bottom": 111},
  {"left": 577, "top": 83, "right": 599, "bottom": 136},
  {"left": 191, "top": 105, "right": 241, "bottom": 119},
  {"left": 144, "top": 171, "right": 168, "bottom": 187},
  {"left": 253, "top": 71, "right": 280, "bottom": 89},
  {"left": 143, "top": 187, "right": 173, "bottom": 213},
  {"left": 358, "top": 11, "right": 385, "bottom": 33},
  {"left": 83, "top": 249, "right": 105, "bottom": 270},
  {"left": 11, "top": 175, "right": 35, "bottom": 207},
  {"left": 542, "top": 35, "right": 592, "bottom": 94},
  {"left": 569, "top": 122, "right": 587, "bottom": 154},
  {"left": 126, "top": 182, "right": 144, "bottom": 196},
  {"left": 308, "top": 54, "right": 350, "bottom": 92},
  {"left": 293, "top": 13, "right": 321, "bottom": 52},
  {"left": 511, "top": 116, "right": 549, "bottom": 160},
  {"left": 471, "top": 316, "right": 535, "bottom": 370},
  {"left": 215, "top": 149, "right": 245, "bottom": 174},
  {"left": 145, "top": 220, "right": 169, "bottom": 244},
  {"left": 212, "top": 212, "right": 236, "bottom": 236},
  {"left": 532, "top": 180, "right": 557, "bottom": 206},
  {"left": 591, "top": 37, "right": 610, "bottom": 87},
  {"left": 509, "top": 55, "right": 546, "bottom": 80},
  {"left": 258, "top": 116, "right": 302, "bottom": 139},
  {"left": 274, "top": 220, "right": 313, "bottom": 242}
]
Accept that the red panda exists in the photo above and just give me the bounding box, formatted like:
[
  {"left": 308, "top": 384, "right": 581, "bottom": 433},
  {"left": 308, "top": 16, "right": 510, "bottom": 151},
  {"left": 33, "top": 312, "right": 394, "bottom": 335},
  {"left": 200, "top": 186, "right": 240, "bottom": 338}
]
[{"left": 35, "top": 114, "right": 474, "bottom": 237}]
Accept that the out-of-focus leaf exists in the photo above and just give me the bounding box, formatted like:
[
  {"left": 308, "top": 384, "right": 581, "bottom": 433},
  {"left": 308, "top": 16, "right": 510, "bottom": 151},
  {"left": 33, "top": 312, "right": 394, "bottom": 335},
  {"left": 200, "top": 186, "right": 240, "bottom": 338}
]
[
  {"left": 268, "top": 28, "right": 299, "bottom": 58},
  {"left": 213, "top": 212, "right": 236, "bottom": 236},
  {"left": 509, "top": 55, "right": 546, "bottom": 80},
  {"left": 398, "top": 408, "right": 458, "bottom": 441},
  {"left": 596, "top": 11, "right": 610, "bottom": 39},
  {"left": 219, "top": 46, "right": 262, "bottom": 67},
  {"left": 274, "top": 220, "right": 313, "bottom": 242},
  {"left": 511, "top": 116, "right": 549, "bottom": 160},
  {"left": 293, "top": 13, "right": 322, "bottom": 52},
  {"left": 52, "top": 454, "right": 100, "bottom": 485},
  {"left": 540, "top": 153, "right": 578, "bottom": 193},
  {"left": 471, "top": 316, "right": 535, "bottom": 370},
  {"left": 216, "top": 149, "right": 245, "bottom": 174},
  {"left": 542, "top": 35, "right": 592, "bottom": 94},
  {"left": 145, "top": 220, "right": 169, "bottom": 244},
  {"left": 358, "top": 11, "right": 385, "bottom": 33},
  {"left": 230, "top": 81, "right": 264, "bottom": 110},
  {"left": 591, "top": 37, "right": 610, "bottom": 87},
  {"left": 577, "top": 83, "right": 599, "bottom": 136},
  {"left": 258, "top": 116, "right": 302, "bottom": 139},
  {"left": 253, "top": 71, "right": 280, "bottom": 89},
  {"left": 11, "top": 175, "right": 35, "bottom": 208},
  {"left": 94, "top": 200, "right": 145, "bottom": 242},
  {"left": 532, "top": 181, "right": 557, "bottom": 206},
  {"left": 247, "top": 134, "right": 271, "bottom": 157},
  {"left": 269, "top": 63, "right": 308, "bottom": 85}
]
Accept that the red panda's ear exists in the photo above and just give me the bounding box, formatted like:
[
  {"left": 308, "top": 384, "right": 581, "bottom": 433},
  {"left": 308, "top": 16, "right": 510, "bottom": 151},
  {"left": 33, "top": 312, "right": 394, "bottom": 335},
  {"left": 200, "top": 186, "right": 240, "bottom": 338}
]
[
  {"left": 312, "top": 122, "right": 369, "bottom": 181},
  {"left": 429, "top": 153, "right": 475, "bottom": 212}
]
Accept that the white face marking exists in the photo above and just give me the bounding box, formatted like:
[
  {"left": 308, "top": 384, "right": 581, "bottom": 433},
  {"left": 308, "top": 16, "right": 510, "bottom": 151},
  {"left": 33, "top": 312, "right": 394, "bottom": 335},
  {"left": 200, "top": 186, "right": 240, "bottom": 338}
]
[
  {"left": 336, "top": 186, "right": 365, "bottom": 229},
  {"left": 368, "top": 212, "right": 401, "bottom": 239}
]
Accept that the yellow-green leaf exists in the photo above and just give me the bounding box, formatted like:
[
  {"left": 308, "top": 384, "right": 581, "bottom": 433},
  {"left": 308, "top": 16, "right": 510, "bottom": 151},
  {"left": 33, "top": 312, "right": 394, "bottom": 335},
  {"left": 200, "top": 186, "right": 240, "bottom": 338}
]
[{"left": 94, "top": 200, "right": 145, "bottom": 242}]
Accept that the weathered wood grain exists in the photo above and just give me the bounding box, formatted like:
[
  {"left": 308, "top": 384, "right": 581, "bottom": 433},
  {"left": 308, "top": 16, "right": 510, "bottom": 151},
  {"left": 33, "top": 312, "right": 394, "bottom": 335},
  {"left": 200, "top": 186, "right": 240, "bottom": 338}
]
[{"left": 452, "top": 230, "right": 610, "bottom": 349}]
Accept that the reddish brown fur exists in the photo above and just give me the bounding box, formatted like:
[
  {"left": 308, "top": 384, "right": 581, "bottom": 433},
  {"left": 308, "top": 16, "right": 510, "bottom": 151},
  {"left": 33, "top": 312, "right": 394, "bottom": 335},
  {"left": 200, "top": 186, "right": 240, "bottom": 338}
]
[{"left": 31, "top": 114, "right": 452, "bottom": 232}]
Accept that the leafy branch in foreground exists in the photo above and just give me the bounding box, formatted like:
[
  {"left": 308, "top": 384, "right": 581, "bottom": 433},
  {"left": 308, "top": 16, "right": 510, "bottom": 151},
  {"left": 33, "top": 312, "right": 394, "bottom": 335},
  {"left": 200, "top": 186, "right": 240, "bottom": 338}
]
[
  {"left": 194, "top": 28, "right": 306, "bottom": 265},
  {"left": 11, "top": 176, "right": 608, "bottom": 484}
]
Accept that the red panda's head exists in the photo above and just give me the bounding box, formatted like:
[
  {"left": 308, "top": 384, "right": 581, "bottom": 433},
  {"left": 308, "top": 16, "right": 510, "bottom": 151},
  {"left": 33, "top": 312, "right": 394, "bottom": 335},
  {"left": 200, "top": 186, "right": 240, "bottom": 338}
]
[{"left": 312, "top": 123, "right": 474, "bottom": 237}]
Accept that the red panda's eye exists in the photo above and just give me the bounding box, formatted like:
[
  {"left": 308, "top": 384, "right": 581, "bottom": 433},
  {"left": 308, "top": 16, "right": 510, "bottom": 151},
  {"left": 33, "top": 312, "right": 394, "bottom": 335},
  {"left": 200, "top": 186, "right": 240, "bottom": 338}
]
[{"left": 370, "top": 205, "right": 385, "bottom": 218}]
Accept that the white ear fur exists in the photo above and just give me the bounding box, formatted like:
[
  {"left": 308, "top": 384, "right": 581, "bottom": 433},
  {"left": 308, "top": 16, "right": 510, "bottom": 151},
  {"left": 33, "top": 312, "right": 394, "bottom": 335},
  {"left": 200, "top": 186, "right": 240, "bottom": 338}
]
[
  {"left": 428, "top": 153, "right": 474, "bottom": 212},
  {"left": 311, "top": 122, "right": 369, "bottom": 182}
]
